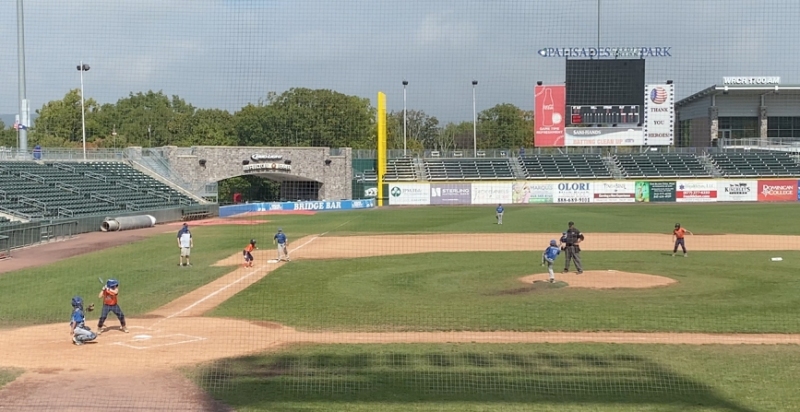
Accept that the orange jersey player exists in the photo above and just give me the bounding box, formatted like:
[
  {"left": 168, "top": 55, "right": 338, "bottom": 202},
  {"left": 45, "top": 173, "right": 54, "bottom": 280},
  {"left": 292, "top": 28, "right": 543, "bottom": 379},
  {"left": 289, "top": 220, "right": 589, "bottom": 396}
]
[
  {"left": 243, "top": 239, "right": 257, "bottom": 268},
  {"left": 97, "top": 279, "right": 128, "bottom": 334},
  {"left": 672, "top": 223, "right": 694, "bottom": 257}
]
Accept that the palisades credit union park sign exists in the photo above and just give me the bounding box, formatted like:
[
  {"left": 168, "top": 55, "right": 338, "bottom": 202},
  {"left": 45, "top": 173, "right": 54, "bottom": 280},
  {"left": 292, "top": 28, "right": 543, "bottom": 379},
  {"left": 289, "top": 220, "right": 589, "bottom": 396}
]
[{"left": 538, "top": 47, "right": 672, "bottom": 58}]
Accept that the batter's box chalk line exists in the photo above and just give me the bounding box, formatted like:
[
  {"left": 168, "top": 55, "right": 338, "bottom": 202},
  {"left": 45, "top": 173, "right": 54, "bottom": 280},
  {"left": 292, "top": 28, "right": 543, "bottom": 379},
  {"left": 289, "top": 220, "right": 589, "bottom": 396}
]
[{"left": 112, "top": 333, "right": 207, "bottom": 350}]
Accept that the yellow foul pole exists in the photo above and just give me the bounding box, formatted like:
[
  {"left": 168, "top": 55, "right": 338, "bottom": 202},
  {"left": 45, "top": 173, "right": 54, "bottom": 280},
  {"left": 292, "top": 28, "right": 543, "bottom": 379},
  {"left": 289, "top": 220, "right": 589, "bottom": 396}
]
[{"left": 377, "top": 92, "right": 387, "bottom": 206}]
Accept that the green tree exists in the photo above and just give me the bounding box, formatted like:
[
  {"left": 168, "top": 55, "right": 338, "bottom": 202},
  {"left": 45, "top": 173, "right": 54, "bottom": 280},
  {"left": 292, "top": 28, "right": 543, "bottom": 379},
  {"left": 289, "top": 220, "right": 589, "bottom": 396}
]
[
  {"left": 32, "top": 89, "right": 98, "bottom": 146},
  {"left": 387, "top": 109, "right": 439, "bottom": 150},
  {"left": 111, "top": 90, "right": 196, "bottom": 147},
  {"left": 478, "top": 103, "right": 533, "bottom": 149}
]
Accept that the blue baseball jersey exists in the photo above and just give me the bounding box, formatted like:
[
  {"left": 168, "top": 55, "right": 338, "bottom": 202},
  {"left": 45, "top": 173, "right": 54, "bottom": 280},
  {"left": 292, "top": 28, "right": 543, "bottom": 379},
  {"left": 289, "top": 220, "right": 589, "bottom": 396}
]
[
  {"left": 496, "top": 205, "right": 504, "bottom": 213},
  {"left": 543, "top": 245, "right": 561, "bottom": 261},
  {"left": 71, "top": 308, "right": 85, "bottom": 325},
  {"left": 274, "top": 232, "right": 287, "bottom": 244}
]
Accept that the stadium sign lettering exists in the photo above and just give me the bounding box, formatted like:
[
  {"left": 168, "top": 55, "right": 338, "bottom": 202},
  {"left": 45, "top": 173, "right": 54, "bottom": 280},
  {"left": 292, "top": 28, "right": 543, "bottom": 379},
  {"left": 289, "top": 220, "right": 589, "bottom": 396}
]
[
  {"left": 761, "top": 184, "right": 794, "bottom": 196},
  {"left": 293, "top": 201, "right": 342, "bottom": 211},
  {"left": 537, "top": 47, "right": 672, "bottom": 58},
  {"left": 723, "top": 77, "right": 780, "bottom": 85},
  {"left": 243, "top": 163, "right": 292, "bottom": 172},
  {"left": 558, "top": 183, "right": 590, "bottom": 191},
  {"left": 251, "top": 154, "right": 283, "bottom": 161}
]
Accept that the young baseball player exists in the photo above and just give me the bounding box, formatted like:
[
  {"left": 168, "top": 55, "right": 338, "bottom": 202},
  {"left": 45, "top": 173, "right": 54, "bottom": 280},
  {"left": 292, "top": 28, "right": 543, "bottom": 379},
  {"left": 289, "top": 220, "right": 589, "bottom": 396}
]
[
  {"left": 70, "top": 296, "right": 97, "bottom": 346},
  {"left": 274, "top": 228, "right": 290, "bottom": 261},
  {"left": 243, "top": 239, "right": 257, "bottom": 268},
  {"left": 672, "top": 223, "right": 693, "bottom": 257},
  {"left": 97, "top": 279, "right": 128, "bottom": 334},
  {"left": 495, "top": 204, "right": 504, "bottom": 225},
  {"left": 541, "top": 239, "right": 562, "bottom": 283}
]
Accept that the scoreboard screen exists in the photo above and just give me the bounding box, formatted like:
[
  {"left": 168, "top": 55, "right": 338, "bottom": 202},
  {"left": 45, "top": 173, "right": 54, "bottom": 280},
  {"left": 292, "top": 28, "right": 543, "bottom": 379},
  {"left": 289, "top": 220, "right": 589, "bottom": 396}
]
[{"left": 565, "top": 59, "right": 646, "bottom": 125}]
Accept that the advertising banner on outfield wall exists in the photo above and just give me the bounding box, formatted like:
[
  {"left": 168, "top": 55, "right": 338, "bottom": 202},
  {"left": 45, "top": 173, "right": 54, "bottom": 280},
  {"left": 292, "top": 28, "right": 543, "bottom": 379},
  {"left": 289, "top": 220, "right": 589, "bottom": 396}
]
[
  {"left": 592, "top": 181, "right": 636, "bottom": 203},
  {"left": 512, "top": 181, "right": 554, "bottom": 203},
  {"left": 471, "top": 183, "right": 512, "bottom": 204},
  {"left": 388, "top": 183, "right": 430, "bottom": 205},
  {"left": 430, "top": 184, "right": 471, "bottom": 205},
  {"left": 554, "top": 182, "right": 592, "bottom": 203},
  {"left": 676, "top": 180, "right": 718, "bottom": 202},
  {"left": 634, "top": 181, "right": 676, "bottom": 202},
  {"left": 717, "top": 180, "right": 757, "bottom": 202},
  {"left": 757, "top": 180, "right": 797, "bottom": 202}
]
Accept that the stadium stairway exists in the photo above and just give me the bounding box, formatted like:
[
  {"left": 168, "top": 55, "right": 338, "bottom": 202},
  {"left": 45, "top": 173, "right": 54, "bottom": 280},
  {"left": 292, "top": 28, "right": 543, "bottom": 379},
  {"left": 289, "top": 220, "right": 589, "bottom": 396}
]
[
  {"left": 602, "top": 155, "right": 626, "bottom": 179},
  {"left": 412, "top": 158, "right": 428, "bottom": 181},
  {"left": 696, "top": 153, "right": 724, "bottom": 178},
  {"left": 510, "top": 157, "right": 527, "bottom": 179},
  {"left": 127, "top": 160, "right": 208, "bottom": 204}
]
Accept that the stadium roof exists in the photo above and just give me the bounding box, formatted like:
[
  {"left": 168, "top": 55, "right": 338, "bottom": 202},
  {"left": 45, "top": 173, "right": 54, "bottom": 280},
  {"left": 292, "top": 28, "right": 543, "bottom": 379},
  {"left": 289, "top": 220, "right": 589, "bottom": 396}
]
[{"left": 676, "top": 85, "right": 800, "bottom": 107}]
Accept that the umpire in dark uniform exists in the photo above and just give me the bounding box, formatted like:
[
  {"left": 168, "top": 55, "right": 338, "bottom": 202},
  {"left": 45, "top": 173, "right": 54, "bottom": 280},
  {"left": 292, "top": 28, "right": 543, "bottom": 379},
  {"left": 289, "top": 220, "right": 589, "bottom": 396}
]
[{"left": 561, "top": 221, "right": 584, "bottom": 274}]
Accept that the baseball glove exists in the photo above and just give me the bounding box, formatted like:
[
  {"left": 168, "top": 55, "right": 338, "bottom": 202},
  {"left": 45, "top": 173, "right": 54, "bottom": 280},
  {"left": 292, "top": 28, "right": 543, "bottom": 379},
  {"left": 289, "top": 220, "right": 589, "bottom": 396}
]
[{"left": 87, "top": 303, "right": 95, "bottom": 312}]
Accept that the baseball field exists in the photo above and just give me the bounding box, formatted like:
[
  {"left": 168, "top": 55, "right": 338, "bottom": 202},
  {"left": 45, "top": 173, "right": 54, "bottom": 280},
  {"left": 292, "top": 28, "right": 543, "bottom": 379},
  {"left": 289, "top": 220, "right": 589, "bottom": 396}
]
[{"left": 0, "top": 203, "right": 799, "bottom": 411}]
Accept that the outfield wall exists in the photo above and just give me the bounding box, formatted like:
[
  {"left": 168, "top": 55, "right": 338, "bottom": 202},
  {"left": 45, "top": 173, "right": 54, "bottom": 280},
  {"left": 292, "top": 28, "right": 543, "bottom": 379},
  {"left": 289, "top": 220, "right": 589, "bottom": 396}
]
[
  {"left": 386, "top": 179, "right": 799, "bottom": 205},
  {"left": 220, "top": 199, "right": 376, "bottom": 217}
]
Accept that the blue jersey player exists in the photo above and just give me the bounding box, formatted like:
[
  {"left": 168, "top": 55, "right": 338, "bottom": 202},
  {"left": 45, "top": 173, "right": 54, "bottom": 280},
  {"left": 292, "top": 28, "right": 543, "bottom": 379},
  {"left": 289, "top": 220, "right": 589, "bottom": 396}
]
[
  {"left": 70, "top": 296, "right": 97, "bottom": 346},
  {"left": 273, "top": 228, "right": 290, "bottom": 261},
  {"left": 541, "top": 240, "right": 561, "bottom": 283},
  {"left": 495, "top": 204, "right": 504, "bottom": 225}
]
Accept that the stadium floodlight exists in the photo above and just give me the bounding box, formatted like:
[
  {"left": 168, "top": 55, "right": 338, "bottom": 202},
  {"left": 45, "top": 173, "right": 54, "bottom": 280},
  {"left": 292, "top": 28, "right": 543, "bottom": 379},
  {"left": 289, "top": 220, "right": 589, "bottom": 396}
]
[
  {"left": 666, "top": 80, "right": 673, "bottom": 85},
  {"left": 472, "top": 80, "right": 478, "bottom": 157},
  {"left": 77, "top": 62, "right": 90, "bottom": 160},
  {"left": 403, "top": 80, "right": 408, "bottom": 156}
]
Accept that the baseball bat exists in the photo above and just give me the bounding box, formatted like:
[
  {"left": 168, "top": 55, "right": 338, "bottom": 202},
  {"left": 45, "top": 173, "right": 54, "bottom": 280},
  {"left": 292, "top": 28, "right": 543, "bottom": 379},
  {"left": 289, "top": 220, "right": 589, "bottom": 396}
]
[{"left": 98, "top": 277, "right": 105, "bottom": 285}]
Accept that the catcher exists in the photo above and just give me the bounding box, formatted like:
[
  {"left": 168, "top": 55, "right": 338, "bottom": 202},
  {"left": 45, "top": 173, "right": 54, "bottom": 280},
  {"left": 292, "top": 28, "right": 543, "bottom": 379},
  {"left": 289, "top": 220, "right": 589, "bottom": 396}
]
[
  {"left": 70, "top": 296, "right": 97, "bottom": 346},
  {"left": 97, "top": 279, "right": 128, "bottom": 334},
  {"left": 243, "top": 239, "right": 257, "bottom": 268},
  {"left": 273, "top": 228, "right": 290, "bottom": 261}
]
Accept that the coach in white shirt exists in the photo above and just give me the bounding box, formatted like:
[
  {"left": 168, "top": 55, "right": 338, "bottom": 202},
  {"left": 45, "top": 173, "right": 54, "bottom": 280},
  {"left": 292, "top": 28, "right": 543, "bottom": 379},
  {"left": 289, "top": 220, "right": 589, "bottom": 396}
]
[{"left": 177, "top": 223, "right": 194, "bottom": 267}]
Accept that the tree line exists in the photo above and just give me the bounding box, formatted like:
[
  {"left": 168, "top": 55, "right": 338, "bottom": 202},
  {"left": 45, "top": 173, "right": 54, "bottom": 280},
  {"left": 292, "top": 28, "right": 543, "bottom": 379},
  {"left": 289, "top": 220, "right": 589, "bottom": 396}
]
[{"left": 0, "top": 88, "right": 534, "bottom": 151}]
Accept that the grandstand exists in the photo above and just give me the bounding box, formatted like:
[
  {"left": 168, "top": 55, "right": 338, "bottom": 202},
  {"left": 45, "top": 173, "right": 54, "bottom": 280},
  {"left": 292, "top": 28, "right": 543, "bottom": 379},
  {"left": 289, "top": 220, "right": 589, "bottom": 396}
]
[
  {"left": 613, "top": 153, "right": 712, "bottom": 178},
  {"left": 708, "top": 151, "right": 800, "bottom": 177},
  {"left": 383, "top": 158, "right": 418, "bottom": 181},
  {"left": 0, "top": 161, "right": 199, "bottom": 221},
  {"left": 519, "top": 154, "right": 613, "bottom": 179},
  {"left": 424, "top": 158, "right": 514, "bottom": 181}
]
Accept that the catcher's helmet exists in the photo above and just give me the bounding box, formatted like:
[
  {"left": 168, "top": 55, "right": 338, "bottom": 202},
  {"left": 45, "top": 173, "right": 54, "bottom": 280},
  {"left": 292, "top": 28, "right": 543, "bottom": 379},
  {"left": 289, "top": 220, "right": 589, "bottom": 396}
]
[
  {"left": 71, "top": 296, "right": 84, "bottom": 308},
  {"left": 250, "top": 239, "right": 256, "bottom": 245},
  {"left": 550, "top": 239, "right": 558, "bottom": 246},
  {"left": 106, "top": 279, "right": 119, "bottom": 289}
]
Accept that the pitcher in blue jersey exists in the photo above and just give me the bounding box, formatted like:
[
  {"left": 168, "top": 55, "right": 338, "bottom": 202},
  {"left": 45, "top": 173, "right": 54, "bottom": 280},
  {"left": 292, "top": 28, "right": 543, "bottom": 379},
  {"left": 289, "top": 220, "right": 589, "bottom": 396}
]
[
  {"left": 495, "top": 204, "right": 504, "bottom": 225},
  {"left": 541, "top": 239, "right": 561, "bottom": 283}
]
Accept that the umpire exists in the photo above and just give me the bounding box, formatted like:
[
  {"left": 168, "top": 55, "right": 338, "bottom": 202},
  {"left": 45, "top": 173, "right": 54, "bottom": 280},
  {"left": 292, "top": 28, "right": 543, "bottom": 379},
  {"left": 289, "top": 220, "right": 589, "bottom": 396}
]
[{"left": 561, "top": 221, "right": 585, "bottom": 274}]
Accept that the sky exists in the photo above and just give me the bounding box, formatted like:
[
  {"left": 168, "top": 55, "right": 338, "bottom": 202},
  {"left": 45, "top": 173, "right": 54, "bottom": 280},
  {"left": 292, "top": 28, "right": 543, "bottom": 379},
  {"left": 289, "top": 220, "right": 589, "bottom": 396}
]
[{"left": 0, "top": 0, "right": 798, "bottom": 124}]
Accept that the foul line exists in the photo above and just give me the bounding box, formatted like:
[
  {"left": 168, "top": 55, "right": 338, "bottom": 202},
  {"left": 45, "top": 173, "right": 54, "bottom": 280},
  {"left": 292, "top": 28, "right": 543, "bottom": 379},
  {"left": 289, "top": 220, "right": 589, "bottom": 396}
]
[{"left": 153, "top": 233, "right": 324, "bottom": 325}]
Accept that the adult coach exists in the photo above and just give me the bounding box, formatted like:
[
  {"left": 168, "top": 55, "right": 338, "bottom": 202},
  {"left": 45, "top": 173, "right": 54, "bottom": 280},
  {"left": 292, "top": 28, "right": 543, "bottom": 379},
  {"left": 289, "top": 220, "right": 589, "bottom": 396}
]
[
  {"left": 274, "top": 228, "right": 290, "bottom": 261},
  {"left": 561, "top": 221, "right": 584, "bottom": 274},
  {"left": 177, "top": 223, "right": 193, "bottom": 266},
  {"left": 496, "top": 204, "right": 504, "bottom": 225},
  {"left": 672, "top": 223, "right": 693, "bottom": 257}
]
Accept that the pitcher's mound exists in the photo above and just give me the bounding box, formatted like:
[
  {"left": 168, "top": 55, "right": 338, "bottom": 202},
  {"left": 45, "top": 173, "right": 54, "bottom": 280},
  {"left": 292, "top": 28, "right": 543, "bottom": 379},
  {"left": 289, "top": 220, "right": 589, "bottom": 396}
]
[{"left": 519, "top": 270, "right": 676, "bottom": 289}]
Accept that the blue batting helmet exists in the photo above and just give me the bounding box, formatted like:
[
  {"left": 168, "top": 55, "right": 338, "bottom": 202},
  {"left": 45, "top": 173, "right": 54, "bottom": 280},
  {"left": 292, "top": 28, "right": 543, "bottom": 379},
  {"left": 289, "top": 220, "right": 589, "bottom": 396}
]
[
  {"left": 550, "top": 239, "right": 557, "bottom": 246},
  {"left": 106, "top": 279, "right": 119, "bottom": 289},
  {"left": 71, "top": 296, "right": 84, "bottom": 308}
]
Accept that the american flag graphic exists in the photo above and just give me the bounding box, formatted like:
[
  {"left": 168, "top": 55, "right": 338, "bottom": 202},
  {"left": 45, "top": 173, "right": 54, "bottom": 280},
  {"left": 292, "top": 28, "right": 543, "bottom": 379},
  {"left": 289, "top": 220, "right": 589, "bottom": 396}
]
[{"left": 650, "top": 87, "right": 668, "bottom": 104}]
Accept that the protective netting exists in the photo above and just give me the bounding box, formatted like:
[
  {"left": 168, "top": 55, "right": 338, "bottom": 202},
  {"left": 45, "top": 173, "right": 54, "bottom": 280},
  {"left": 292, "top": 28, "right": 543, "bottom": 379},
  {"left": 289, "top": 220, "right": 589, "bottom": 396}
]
[{"left": 1, "top": 1, "right": 800, "bottom": 411}]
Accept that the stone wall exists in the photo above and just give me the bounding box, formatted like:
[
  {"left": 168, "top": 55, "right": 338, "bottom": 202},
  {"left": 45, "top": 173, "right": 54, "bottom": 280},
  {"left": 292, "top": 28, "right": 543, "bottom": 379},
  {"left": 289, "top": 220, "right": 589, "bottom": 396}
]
[{"left": 162, "top": 146, "right": 352, "bottom": 201}]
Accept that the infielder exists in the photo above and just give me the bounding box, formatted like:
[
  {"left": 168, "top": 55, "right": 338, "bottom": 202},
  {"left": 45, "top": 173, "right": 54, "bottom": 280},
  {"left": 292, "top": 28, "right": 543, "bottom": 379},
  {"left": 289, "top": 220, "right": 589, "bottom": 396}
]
[
  {"left": 274, "top": 228, "right": 290, "bottom": 261},
  {"left": 496, "top": 204, "right": 504, "bottom": 225},
  {"left": 97, "top": 279, "right": 128, "bottom": 334},
  {"left": 561, "top": 221, "right": 584, "bottom": 274},
  {"left": 672, "top": 223, "right": 693, "bottom": 257},
  {"left": 70, "top": 296, "right": 97, "bottom": 346},
  {"left": 541, "top": 239, "right": 561, "bottom": 283}
]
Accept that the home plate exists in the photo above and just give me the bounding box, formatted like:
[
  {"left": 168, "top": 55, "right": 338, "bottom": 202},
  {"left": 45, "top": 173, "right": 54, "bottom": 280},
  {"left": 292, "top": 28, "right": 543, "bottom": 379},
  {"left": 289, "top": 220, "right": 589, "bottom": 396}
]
[{"left": 132, "top": 334, "right": 152, "bottom": 341}]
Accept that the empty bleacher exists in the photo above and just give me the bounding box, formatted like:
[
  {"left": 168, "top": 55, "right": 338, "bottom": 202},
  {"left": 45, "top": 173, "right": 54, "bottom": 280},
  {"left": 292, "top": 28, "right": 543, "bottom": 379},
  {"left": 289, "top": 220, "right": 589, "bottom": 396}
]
[
  {"left": 0, "top": 161, "right": 198, "bottom": 220},
  {"left": 424, "top": 158, "right": 514, "bottom": 181},
  {"left": 709, "top": 151, "right": 800, "bottom": 177},
  {"left": 613, "top": 153, "right": 711, "bottom": 178},
  {"left": 519, "top": 154, "right": 612, "bottom": 179},
  {"left": 384, "top": 158, "right": 418, "bottom": 181}
]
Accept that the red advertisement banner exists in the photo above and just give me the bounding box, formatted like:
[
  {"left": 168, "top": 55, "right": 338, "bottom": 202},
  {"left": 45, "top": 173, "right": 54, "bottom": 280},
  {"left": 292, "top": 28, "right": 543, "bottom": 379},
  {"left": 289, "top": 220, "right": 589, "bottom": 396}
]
[
  {"left": 534, "top": 85, "right": 566, "bottom": 147},
  {"left": 757, "top": 180, "right": 797, "bottom": 202}
]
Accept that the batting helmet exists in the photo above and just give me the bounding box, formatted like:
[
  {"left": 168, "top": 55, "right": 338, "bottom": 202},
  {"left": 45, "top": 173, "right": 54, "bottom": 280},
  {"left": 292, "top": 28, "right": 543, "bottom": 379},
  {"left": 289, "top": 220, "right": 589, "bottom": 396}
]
[
  {"left": 250, "top": 239, "right": 256, "bottom": 245},
  {"left": 550, "top": 239, "right": 558, "bottom": 246},
  {"left": 106, "top": 279, "right": 119, "bottom": 289},
  {"left": 71, "top": 296, "right": 84, "bottom": 308},
  {"left": 675, "top": 223, "right": 681, "bottom": 228}
]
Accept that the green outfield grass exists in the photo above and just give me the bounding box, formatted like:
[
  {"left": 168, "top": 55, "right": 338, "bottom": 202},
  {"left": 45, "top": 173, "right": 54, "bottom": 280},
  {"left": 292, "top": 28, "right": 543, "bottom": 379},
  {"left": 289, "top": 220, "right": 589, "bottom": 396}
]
[
  {"left": 0, "top": 367, "right": 23, "bottom": 389},
  {"left": 210, "top": 250, "right": 800, "bottom": 333},
  {"left": 185, "top": 343, "right": 800, "bottom": 412}
]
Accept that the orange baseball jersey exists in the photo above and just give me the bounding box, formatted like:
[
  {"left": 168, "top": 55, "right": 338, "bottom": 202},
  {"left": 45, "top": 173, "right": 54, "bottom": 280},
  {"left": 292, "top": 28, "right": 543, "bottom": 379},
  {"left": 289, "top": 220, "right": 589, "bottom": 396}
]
[
  {"left": 244, "top": 244, "right": 255, "bottom": 253},
  {"left": 101, "top": 288, "right": 118, "bottom": 306},
  {"left": 673, "top": 228, "right": 687, "bottom": 239}
]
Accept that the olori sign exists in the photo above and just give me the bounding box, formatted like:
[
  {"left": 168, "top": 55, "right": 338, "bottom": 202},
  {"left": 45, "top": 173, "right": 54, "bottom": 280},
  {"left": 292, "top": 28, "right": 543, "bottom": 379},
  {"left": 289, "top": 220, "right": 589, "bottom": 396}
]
[
  {"left": 555, "top": 182, "right": 592, "bottom": 203},
  {"left": 757, "top": 180, "right": 796, "bottom": 202}
]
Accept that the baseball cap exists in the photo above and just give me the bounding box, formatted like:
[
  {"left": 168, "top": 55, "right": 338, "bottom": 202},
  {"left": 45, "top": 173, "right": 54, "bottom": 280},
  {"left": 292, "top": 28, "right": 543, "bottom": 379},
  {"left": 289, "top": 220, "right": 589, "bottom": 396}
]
[
  {"left": 278, "top": 227, "right": 283, "bottom": 232},
  {"left": 568, "top": 221, "right": 574, "bottom": 226}
]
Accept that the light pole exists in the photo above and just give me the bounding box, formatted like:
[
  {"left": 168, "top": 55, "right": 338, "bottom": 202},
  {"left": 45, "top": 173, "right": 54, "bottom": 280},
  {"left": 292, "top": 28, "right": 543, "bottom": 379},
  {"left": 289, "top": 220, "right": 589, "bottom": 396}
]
[
  {"left": 17, "top": 0, "right": 29, "bottom": 154},
  {"left": 77, "top": 62, "right": 90, "bottom": 159},
  {"left": 402, "top": 80, "right": 408, "bottom": 156},
  {"left": 472, "top": 80, "right": 478, "bottom": 157}
]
